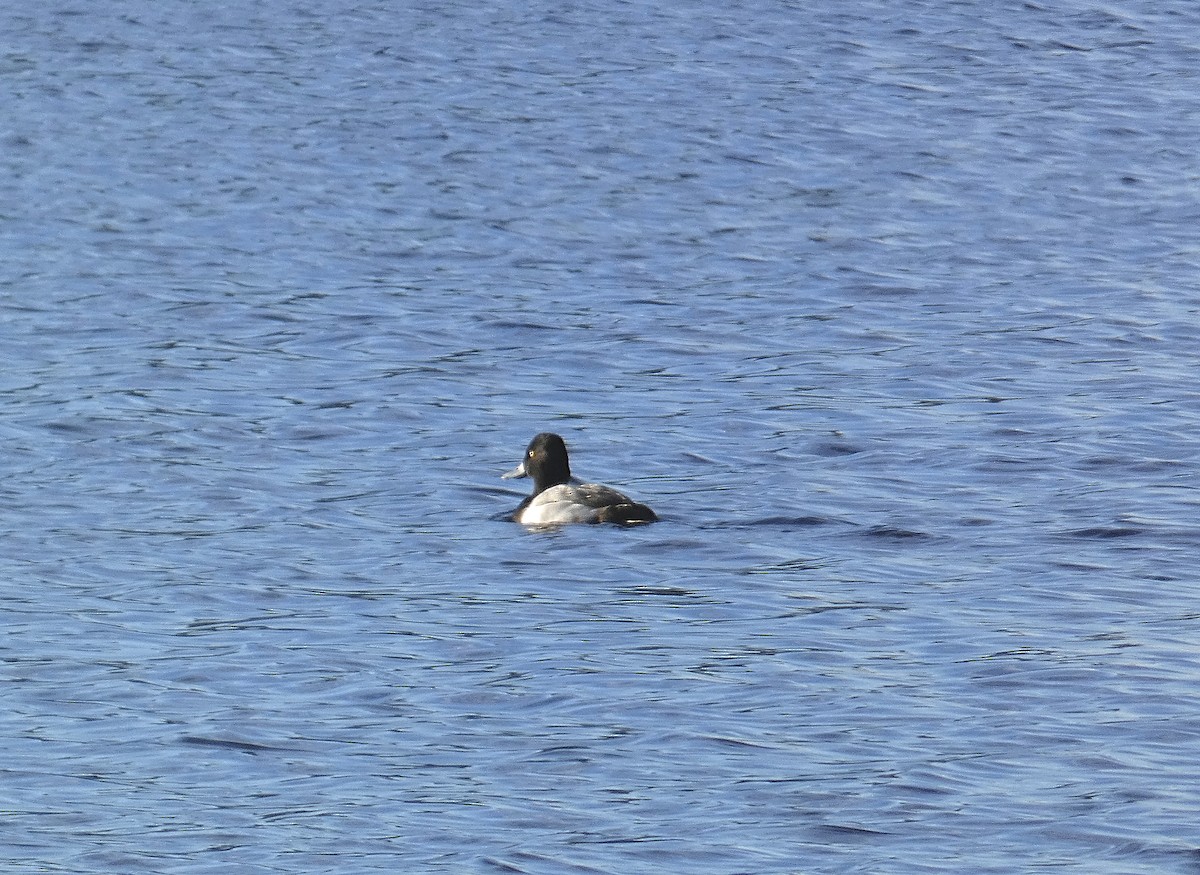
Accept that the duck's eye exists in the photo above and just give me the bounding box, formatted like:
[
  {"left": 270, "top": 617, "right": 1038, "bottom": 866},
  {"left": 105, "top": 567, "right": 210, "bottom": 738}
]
[{"left": 528, "top": 450, "right": 537, "bottom": 459}]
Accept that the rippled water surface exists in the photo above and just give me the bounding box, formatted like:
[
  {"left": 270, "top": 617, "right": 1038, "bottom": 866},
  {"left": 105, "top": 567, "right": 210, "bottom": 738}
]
[{"left": 4, "top": 2, "right": 1200, "bottom": 873}]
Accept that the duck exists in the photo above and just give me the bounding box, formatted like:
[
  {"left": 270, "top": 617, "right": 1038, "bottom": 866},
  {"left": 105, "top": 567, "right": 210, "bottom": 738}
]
[{"left": 502, "top": 432, "right": 658, "bottom": 526}]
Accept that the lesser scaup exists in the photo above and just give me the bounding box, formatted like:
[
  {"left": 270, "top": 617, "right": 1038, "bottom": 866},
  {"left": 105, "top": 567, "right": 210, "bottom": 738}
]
[{"left": 502, "top": 432, "right": 658, "bottom": 526}]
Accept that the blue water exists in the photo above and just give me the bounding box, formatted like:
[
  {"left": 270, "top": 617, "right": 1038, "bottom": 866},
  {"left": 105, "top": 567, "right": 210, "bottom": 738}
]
[{"left": 4, "top": 2, "right": 1200, "bottom": 873}]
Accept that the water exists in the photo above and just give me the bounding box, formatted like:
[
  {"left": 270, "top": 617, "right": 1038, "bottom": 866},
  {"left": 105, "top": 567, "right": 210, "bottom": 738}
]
[{"left": 3, "top": 1, "right": 1200, "bottom": 872}]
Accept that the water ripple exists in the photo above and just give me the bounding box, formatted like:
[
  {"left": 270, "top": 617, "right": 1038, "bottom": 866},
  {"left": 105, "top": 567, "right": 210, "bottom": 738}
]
[{"left": 4, "top": 1, "right": 1200, "bottom": 873}]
